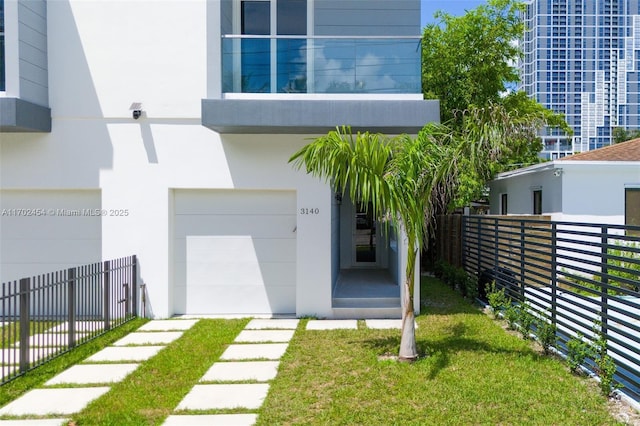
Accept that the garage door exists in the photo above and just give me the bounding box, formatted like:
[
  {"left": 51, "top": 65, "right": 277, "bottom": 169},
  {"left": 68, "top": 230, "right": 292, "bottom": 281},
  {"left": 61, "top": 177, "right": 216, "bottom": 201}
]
[{"left": 173, "top": 189, "right": 296, "bottom": 315}]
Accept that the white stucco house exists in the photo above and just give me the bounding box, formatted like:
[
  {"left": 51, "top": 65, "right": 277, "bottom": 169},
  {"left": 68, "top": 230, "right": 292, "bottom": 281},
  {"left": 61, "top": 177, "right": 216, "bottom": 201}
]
[
  {"left": 0, "top": 0, "right": 439, "bottom": 319},
  {"left": 489, "top": 138, "right": 640, "bottom": 227}
]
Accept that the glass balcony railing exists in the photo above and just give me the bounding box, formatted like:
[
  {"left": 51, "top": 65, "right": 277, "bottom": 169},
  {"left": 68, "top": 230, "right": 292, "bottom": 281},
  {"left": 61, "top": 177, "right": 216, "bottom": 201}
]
[{"left": 222, "top": 36, "right": 422, "bottom": 94}]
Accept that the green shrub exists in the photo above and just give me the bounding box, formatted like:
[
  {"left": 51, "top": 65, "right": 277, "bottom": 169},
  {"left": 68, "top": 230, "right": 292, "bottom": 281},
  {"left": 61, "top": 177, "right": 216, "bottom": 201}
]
[
  {"left": 566, "top": 333, "right": 593, "bottom": 374},
  {"left": 486, "top": 281, "right": 510, "bottom": 318},
  {"left": 536, "top": 316, "right": 558, "bottom": 355},
  {"left": 591, "top": 320, "right": 621, "bottom": 396},
  {"left": 504, "top": 304, "right": 518, "bottom": 330},
  {"left": 465, "top": 273, "right": 479, "bottom": 300},
  {"left": 433, "top": 259, "right": 446, "bottom": 279},
  {"left": 516, "top": 302, "right": 535, "bottom": 340}
]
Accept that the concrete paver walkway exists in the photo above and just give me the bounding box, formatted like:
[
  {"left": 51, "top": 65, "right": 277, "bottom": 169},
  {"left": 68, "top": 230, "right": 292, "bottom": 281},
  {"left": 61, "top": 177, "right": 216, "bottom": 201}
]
[
  {"left": 0, "top": 319, "right": 199, "bottom": 424},
  {"left": 0, "top": 317, "right": 407, "bottom": 425},
  {"left": 164, "top": 318, "right": 299, "bottom": 426}
]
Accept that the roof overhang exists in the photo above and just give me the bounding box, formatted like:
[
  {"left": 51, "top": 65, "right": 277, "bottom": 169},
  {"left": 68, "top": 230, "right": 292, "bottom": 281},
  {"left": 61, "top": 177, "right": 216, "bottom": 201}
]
[
  {"left": 202, "top": 98, "right": 440, "bottom": 134},
  {"left": 0, "top": 98, "right": 52, "bottom": 133}
]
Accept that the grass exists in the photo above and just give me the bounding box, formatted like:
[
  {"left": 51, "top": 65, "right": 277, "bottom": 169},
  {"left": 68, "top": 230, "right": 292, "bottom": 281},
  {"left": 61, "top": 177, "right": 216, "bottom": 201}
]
[
  {"left": 257, "top": 277, "right": 620, "bottom": 425},
  {"left": 0, "top": 318, "right": 147, "bottom": 408},
  {"left": 71, "top": 318, "right": 247, "bottom": 425},
  {"left": 0, "top": 278, "right": 626, "bottom": 425}
]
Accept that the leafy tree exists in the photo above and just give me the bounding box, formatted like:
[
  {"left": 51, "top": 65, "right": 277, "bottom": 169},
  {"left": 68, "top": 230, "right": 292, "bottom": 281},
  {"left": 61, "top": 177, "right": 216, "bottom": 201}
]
[
  {"left": 289, "top": 103, "right": 548, "bottom": 360},
  {"left": 613, "top": 127, "right": 640, "bottom": 144},
  {"left": 422, "top": 0, "right": 573, "bottom": 209},
  {"left": 422, "top": 0, "right": 523, "bottom": 123}
]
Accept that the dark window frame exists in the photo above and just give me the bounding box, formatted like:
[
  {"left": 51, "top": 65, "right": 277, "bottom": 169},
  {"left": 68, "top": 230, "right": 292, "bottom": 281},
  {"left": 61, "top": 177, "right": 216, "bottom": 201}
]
[{"left": 533, "top": 190, "right": 542, "bottom": 215}]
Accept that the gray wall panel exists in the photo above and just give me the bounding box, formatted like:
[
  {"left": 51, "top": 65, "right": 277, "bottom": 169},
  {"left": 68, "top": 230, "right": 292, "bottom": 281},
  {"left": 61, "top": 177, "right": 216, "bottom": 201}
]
[
  {"left": 202, "top": 98, "right": 439, "bottom": 134},
  {"left": 314, "top": 0, "right": 420, "bottom": 36},
  {"left": 17, "top": 0, "right": 48, "bottom": 106}
]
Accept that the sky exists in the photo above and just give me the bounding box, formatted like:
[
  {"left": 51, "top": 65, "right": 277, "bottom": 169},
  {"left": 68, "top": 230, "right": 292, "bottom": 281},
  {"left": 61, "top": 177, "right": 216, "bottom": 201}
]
[{"left": 421, "top": 0, "right": 488, "bottom": 26}]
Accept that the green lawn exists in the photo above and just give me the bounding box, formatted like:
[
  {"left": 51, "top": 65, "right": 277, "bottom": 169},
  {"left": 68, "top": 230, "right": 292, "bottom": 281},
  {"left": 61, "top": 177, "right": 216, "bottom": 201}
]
[
  {"left": 0, "top": 278, "right": 624, "bottom": 425},
  {"left": 257, "top": 277, "right": 620, "bottom": 425}
]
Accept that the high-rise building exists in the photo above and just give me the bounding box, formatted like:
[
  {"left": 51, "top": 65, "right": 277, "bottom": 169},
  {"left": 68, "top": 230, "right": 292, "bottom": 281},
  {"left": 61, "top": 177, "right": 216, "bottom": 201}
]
[{"left": 520, "top": 0, "right": 640, "bottom": 159}]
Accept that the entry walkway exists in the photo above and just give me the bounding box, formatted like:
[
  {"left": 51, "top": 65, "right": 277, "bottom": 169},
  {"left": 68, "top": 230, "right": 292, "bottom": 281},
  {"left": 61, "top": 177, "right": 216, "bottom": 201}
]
[
  {"left": 0, "top": 319, "right": 199, "bottom": 425},
  {"left": 0, "top": 318, "right": 408, "bottom": 425},
  {"left": 164, "top": 318, "right": 299, "bottom": 425}
]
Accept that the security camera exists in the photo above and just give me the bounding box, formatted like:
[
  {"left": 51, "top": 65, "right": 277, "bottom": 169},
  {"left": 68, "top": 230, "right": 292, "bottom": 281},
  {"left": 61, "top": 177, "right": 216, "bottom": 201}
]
[{"left": 129, "top": 102, "right": 143, "bottom": 120}]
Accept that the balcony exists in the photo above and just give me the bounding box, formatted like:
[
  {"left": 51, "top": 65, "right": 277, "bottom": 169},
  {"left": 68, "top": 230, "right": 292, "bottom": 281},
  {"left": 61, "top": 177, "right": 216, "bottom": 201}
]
[
  {"left": 202, "top": 36, "right": 439, "bottom": 134},
  {"left": 222, "top": 35, "right": 421, "bottom": 94}
]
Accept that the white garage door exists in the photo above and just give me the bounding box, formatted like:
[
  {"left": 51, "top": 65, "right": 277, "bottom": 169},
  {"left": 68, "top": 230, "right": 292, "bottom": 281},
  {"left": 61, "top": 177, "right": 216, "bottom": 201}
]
[
  {"left": 0, "top": 190, "right": 102, "bottom": 282},
  {"left": 173, "top": 189, "right": 296, "bottom": 315}
]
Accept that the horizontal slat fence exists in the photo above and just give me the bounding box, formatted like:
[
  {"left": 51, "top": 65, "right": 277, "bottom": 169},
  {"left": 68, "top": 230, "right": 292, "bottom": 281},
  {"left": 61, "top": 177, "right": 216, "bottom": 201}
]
[
  {"left": 0, "top": 255, "right": 138, "bottom": 384},
  {"left": 447, "top": 216, "right": 640, "bottom": 401}
]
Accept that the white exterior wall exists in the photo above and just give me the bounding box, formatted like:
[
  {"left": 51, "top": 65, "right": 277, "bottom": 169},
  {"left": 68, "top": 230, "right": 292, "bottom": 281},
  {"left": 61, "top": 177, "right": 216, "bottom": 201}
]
[
  {"left": 490, "top": 161, "right": 640, "bottom": 225},
  {"left": 489, "top": 164, "right": 563, "bottom": 217},
  {"left": 0, "top": 1, "right": 335, "bottom": 318}
]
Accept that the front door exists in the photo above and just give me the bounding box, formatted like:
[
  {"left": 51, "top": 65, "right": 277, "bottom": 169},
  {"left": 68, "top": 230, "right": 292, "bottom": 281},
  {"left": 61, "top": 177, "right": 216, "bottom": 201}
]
[{"left": 352, "top": 202, "right": 377, "bottom": 266}]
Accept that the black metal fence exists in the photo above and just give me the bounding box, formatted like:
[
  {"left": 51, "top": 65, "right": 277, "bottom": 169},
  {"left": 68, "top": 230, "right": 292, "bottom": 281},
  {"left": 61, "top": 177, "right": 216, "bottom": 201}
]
[
  {"left": 0, "top": 255, "right": 138, "bottom": 384},
  {"left": 459, "top": 216, "right": 640, "bottom": 401}
]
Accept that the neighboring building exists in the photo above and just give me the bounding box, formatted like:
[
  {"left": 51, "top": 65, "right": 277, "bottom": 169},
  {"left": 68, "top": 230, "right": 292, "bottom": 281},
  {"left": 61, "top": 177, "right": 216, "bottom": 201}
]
[
  {"left": 0, "top": 0, "right": 438, "bottom": 318},
  {"left": 520, "top": 0, "right": 640, "bottom": 160},
  {"left": 489, "top": 138, "right": 640, "bottom": 226}
]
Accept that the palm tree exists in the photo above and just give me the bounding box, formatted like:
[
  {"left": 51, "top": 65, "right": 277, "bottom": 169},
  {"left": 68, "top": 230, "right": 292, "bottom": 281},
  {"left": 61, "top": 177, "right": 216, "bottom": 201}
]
[{"left": 289, "top": 104, "right": 547, "bottom": 361}]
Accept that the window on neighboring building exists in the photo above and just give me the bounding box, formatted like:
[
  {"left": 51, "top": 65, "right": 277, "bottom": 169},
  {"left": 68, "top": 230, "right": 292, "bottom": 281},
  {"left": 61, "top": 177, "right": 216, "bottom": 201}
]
[
  {"left": 501, "top": 193, "right": 508, "bottom": 215},
  {"left": 626, "top": 188, "right": 640, "bottom": 235},
  {"left": 0, "top": 0, "right": 5, "bottom": 92},
  {"left": 533, "top": 190, "right": 542, "bottom": 215}
]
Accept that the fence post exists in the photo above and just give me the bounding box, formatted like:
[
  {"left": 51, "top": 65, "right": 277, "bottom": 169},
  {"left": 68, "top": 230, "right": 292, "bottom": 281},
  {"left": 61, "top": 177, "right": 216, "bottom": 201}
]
[
  {"left": 68, "top": 268, "right": 76, "bottom": 348},
  {"left": 477, "top": 218, "right": 482, "bottom": 278},
  {"left": 601, "top": 225, "right": 609, "bottom": 338},
  {"left": 550, "top": 223, "right": 557, "bottom": 326},
  {"left": 132, "top": 255, "right": 138, "bottom": 317},
  {"left": 103, "top": 260, "right": 111, "bottom": 331},
  {"left": 461, "top": 216, "right": 467, "bottom": 273},
  {"left": 520, "top": 220, "right": 526, "bottom": 299},
  {"left": 493, "top": 217, "right": 499, "bottom": 277},
  {"left": 19, "top": 278, "right": 30, "bottom": 374}
]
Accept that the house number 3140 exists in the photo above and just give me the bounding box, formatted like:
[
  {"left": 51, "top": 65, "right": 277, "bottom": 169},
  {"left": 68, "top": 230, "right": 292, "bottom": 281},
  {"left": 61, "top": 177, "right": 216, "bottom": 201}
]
[{"left": 300, "top": 208, "right": 320, "bottom": 215}]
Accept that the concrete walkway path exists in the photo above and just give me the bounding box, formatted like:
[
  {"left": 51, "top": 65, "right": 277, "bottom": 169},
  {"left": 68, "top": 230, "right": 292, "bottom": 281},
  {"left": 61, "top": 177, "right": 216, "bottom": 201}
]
[
  {"left": 0, "top": 319, "right": 199, "bottom": 425},
  {"left": 0, "top": 318, "right": 406, "bottom": 425},
  {"left": 163, "top": 318, "right": 299, "bottom": 426}
]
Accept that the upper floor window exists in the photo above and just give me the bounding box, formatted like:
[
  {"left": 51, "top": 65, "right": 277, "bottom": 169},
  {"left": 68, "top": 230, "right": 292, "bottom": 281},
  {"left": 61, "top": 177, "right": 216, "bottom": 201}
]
[
  {"left": 501, "top": 193, "right": 508, "bottom": 215},
  {"left": 222, "top": 0, "right": 422, "bottom": 95},
  {"left": 237, "top": 0, "right": 307, "bottom": 93},
  {"left": 0, "top": 0, "right": 5, "bottom": 92}
]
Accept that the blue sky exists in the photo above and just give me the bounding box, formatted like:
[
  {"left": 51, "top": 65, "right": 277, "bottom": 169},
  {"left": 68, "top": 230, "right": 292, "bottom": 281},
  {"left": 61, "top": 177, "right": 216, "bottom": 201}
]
[{"left": 421, "top": 0, "right": 488, "bottom": 26}]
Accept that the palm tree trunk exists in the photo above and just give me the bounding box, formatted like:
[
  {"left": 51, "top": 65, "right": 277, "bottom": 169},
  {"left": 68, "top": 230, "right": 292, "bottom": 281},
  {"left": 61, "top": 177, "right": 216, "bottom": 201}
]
[{"left": 399, "top": 242, "right": 418, "bottom": 361}]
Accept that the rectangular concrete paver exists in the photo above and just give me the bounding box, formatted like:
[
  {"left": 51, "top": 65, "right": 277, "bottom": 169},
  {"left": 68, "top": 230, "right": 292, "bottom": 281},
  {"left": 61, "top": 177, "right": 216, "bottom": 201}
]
[
  {"left": 176, "top": 384, "right": 269, "bottom": 410},
  {"left": 45, "top": 363, "right": 139, "bottom": 385},
  {"left": 0, "top": 387, "right": 110, "bottom": 416},
  {"left": 84, "top": 345, "right": 164, "bottom": 362},
  {"left": 234, "top": 330, "right": 294, "bottom": 343},
  {"left": 245, "top": 319, "right": 299, "bottom": 330},
  {"left": 200, "top": 361, "right": 280, "bottom": 382},
  {"left": 220, "top": 343, "right": 289, "bottom": 360},
  {"left": 306, "top": 320, "right": 358, "bottom": 330},
  {"left": 163, "top": 414, "right": 257, "bottom": 426},
  {"left": 365, "top": 319, "right": 418, "bottom": 329},
  {"left": 113, "top": 331, "right": 183, "bottom": 346},
  {"left": 138, "top": 320, "right": 199, "bottom": 331}
]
